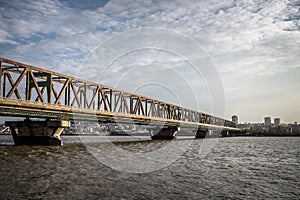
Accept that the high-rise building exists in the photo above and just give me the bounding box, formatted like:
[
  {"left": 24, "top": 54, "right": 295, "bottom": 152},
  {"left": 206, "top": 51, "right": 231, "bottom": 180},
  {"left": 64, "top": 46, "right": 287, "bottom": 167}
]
[
  {"left": 264, "top": 117, "right": 271, "bottom": 126},
  {"left": 231, "top": 115, "right": 238, "bottom": 124},
  {"left": 274, "top": 118, "right": 280, "bottom": 126}
]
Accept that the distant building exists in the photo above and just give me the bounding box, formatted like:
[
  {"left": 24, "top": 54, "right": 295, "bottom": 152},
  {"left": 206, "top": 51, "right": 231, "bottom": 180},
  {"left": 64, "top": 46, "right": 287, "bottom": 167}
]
[
  {"left": 231, "top": 115, "right": 238, "bottom": 124},
  {"left": 264, "top": 117, "right": 271, "bottom": 126},
  {"left": 274, "top": 118, "right": 280, "bottom": 126}
]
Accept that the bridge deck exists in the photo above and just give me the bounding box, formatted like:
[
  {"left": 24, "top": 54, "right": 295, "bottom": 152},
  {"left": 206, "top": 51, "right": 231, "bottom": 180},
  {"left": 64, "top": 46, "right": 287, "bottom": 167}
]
[{"left": 0, "top": 98, "right": 239, "bottom": 131}]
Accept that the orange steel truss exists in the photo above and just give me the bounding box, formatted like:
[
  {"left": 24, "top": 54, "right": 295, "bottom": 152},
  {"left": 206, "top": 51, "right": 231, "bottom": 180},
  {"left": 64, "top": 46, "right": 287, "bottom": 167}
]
[{"left": 0, "top": 58, "right": 237, "bottom": 129}]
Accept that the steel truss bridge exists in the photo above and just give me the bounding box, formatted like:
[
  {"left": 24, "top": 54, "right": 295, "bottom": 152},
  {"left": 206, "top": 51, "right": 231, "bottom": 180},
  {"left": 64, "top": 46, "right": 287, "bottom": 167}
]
[{"left": 0, "top": 58, "right": 239, "bottom": 145}]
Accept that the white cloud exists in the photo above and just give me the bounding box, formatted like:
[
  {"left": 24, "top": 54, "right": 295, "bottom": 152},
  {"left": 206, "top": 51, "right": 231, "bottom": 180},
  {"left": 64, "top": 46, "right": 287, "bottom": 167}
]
[
  {"left": 0, "top": 0, "right": 69, "bottom": 39},
  {"left": 0, "top": 0, "right": 299, "bottom": 122}
]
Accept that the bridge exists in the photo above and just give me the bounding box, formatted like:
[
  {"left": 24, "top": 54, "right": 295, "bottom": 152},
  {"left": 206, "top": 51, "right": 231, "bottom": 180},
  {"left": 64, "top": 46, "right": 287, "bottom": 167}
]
[{"left": 0, "top": 58, "right": 240, "bottom": 145}]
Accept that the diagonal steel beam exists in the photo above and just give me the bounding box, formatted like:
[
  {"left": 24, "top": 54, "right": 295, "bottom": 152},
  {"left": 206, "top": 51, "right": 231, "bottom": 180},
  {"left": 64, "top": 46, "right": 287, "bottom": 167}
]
[
  {"left": 6, "top": 72, "right": 22, "bottom": 99},
  {"left": 6, "top": 68, "right": 28, "bottom": 98},
  {"left": 29, "top": 70, "right": 45, "bottom": 102},
  {"left": 54, "top": 79, "right": 70, "bottom": 104}
]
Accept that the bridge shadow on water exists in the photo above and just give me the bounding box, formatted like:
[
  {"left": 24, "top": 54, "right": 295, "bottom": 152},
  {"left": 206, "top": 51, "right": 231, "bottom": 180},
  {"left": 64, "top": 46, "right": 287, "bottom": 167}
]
[{"left": 0, "top": 134, "right": 198, "bottom": 146}]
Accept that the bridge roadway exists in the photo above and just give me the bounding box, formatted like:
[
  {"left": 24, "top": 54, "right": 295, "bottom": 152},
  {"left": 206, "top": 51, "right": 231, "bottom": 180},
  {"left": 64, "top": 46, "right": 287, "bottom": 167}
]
[{"left": 0, "top": 58, "right": 240, "bottom": 145}]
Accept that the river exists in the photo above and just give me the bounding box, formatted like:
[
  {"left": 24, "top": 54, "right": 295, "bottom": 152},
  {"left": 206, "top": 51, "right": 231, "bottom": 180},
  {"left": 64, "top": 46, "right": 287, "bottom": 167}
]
[{"left": 0, "top": 135, "right": 299, "bottom": 199}]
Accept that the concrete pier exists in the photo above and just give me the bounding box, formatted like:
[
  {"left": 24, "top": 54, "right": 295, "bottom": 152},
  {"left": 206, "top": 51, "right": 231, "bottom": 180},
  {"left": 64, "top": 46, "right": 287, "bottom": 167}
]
[
  {"left": 6, "top": 119, "right": 70, "bottom": 146},
  {"left": 195, "top": 129, "right": 224, "bottom": 138},
  {"left": 195, "top": 129, "right": 208, "bottom": 138},
  {"left": 221, "top": 130, "right": 242, "bottom": 137},
  {"left": 221, "top": 130, "right": 230, "bottom": 137},
  {"left": 151, "top": 126, "right": 179, "bottom": 140}
]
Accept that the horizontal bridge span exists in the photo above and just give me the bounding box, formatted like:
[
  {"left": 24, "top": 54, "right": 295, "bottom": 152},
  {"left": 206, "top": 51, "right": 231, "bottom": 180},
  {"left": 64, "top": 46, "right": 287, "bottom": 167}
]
[
  {"left": 0, "top": 58, "right": 239, "bottom": 131},
  {"left": 0, "top": 98, "right": 239, "bottom": 131}
]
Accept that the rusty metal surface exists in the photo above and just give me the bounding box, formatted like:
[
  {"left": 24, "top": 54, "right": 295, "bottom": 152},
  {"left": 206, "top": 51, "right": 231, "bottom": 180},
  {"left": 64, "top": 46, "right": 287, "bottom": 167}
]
[{"left": 0, "top": 58, "right": 240, "bottom": 131}]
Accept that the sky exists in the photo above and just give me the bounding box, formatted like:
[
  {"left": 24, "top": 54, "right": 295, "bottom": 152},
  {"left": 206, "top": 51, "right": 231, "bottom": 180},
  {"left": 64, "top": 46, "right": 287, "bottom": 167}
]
[{"left": 0, "top": 0, "right": 299, "bottom": 123}]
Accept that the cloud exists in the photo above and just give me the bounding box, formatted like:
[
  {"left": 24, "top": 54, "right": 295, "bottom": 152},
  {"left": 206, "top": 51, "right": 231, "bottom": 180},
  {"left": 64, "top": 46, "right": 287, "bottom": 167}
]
[
  {"left": 0, "top": 0, "right": 68, "bottom": 40},
  {"left": 0, "top": 0, "right": 299, "bottom": 122}
]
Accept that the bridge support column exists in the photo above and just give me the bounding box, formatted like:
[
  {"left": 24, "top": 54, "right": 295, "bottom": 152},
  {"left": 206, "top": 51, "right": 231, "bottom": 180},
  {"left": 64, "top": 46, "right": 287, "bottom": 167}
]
[
  {"left": 151, "top": 126, "right": 178, "bottom": 140},
  {"left": 195, "top": 129, "right": 223, "bottom": 138},
  {"left": 5, "top": 119, "right": 70, "bottom": 146},
  {"left": 221, "top": 130, "right": 230, "bottom": 137},
  {"left": 221, "top": 130, "right": 241, "bottom": 137},
  {"left": 195, "top": 129, "right": 208, "bottom": 138}
]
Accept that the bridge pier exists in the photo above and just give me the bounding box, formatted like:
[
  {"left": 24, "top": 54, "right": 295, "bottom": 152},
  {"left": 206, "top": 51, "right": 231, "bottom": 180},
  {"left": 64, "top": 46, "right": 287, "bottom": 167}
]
[
  {"left": 195, "top": 129, "right": 224, "bottom": 138},
  {"left": 151, "top": 126, "right": 178, "bottom": 140},
  {"left": 195, "top": 129, "right": 208, "bottom": 138},
  {"left": 221, "top": 130, "right": 230, "bottom": 137},
  {"left": 5, "top": 119, "right": 70, "bottom": 146},
  {"left": 221, "top": 130, "right": 242, "bottom": 137}
]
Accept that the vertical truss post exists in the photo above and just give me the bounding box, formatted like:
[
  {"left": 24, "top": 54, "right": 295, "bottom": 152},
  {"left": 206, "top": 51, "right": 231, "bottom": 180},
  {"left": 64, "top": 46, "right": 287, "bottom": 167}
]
[
  {"left": 84, "top": 83, "right": 87, "bottom": 108},
  {"left": 130, "top": 96, "right": 133, "bottom": 114},
  {"left": 46, "top": 74, "right": 52, "bottom": 104},
  {"left": 145, "top": 99, "right": 148, "bottom": 116},
  {"left": 26, "top": 70, "right": 31, "bottom": 100},
  {"left": 66, "top": 80, "right": 70, "bottom": 106},
  {"left": 64, "top": 80, "right": 69, "bottom": 106},
  {"left": 109, "top": 89, "right": 112, "bottom": 111},
  {"left": 78, "top": 85, "right": 82, "bottom": 108},
  {"left": 120, "top": 93, "right": 122, "bottom": 112},
  {"left": 97, "top": 88, "right": 101, "bottom": 110},
  {"left": 2, "top": 73, "right": 6, "bottom": 98}
]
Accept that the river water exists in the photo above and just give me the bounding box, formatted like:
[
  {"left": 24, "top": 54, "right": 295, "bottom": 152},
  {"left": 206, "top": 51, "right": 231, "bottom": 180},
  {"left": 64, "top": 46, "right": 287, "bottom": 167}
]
[{"left": 0, "top": 135, "right": 299, "bottom": 199}]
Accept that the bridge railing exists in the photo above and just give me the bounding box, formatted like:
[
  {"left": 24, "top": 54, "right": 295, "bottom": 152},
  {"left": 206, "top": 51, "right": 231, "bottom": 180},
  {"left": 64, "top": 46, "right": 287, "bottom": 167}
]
[{"left": 0, "top": 58, "right": 236, "bottom": 128}]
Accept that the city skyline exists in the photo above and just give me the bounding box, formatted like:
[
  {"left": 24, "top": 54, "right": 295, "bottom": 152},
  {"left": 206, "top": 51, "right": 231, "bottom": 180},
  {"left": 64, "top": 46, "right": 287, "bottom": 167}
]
[
  {"left": 233, "top": 115, "right": 297, "bottom": 125},
  {"left": 0, "top": 0, "right": 299, "bottom": 122}
]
